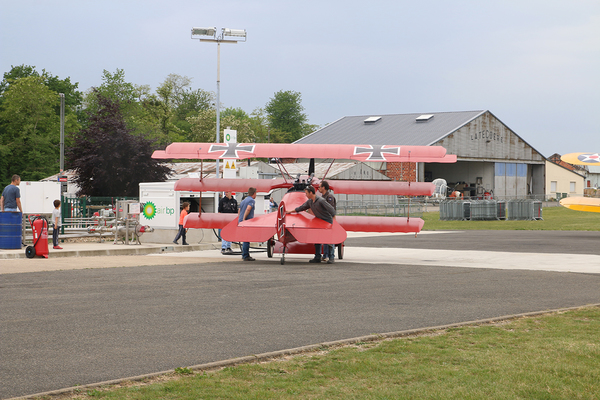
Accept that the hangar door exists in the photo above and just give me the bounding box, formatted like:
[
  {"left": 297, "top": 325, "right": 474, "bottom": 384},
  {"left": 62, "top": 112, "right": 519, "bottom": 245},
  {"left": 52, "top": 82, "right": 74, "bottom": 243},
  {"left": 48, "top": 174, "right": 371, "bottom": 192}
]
[{"left": 495, "top": 163, "right": 527, "bottom": 198}]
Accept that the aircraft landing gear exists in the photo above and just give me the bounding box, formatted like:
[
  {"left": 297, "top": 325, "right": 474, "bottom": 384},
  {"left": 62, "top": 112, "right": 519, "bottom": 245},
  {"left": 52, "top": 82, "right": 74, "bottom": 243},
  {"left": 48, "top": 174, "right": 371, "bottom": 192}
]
[
  {"left": 338, "top": 242, "right": 344, "bottom": 260},
  {"left": 280, "top": 246, "right": 286, "bottom": 265},
  {"left": 267, "top": 238, "right": 275, "bottom": 258}
]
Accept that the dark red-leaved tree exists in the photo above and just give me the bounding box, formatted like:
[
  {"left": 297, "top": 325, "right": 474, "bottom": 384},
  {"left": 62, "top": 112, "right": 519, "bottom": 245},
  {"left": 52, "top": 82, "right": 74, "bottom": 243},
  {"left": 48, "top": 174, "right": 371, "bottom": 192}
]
[{"left": 68, "top": 92, "right": 171, "bottom": 196}]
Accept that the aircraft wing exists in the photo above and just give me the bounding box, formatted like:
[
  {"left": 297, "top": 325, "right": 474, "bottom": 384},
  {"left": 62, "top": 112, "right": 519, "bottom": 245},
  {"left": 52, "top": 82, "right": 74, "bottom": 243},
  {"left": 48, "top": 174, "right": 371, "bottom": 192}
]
[
  {"left": 175, "top": 178, "right": 290, "bottom": 193},
  {"left": 220, "top": 213, "right": 278, "bottom": 243},
  {"left": 183, "top": 213, "right": 237, "bottom": 229},
  {"left": 337, "top": 216, "right": 424, "bottom": 233},
  {"left": 328, "top": 181, "right": 435, "bottom": 196},
  {"left": 560, "top": 196, "right": 600, "bottom": 213},
  {"left": 561, "top": 152, "right": 600, "bottom": 166},
  {"left": 153, "top": 142, "right": 456, "bottom": 163},
  {"left": 176, "top": 177, "right": 434, "bottom": 196}
]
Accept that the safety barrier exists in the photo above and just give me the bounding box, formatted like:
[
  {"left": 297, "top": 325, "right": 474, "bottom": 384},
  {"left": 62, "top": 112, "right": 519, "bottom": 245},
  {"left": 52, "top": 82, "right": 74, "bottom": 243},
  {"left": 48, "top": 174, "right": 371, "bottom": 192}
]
[
  {"left": 440, "top": 199, "right": 543, "bottom": 221},
  {"left": 470, "top": 200, "right": 498, "bottom": 221}
]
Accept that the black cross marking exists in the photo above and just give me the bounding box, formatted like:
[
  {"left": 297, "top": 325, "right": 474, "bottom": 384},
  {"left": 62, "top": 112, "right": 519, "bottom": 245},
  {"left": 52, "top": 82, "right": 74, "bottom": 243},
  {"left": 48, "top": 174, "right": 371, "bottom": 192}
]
[
  {"left": 353, "top": 145, "right": 401, "bottom": 161},
  {"left": 209, "top": 143, "right": 256, "bottom": 159}
]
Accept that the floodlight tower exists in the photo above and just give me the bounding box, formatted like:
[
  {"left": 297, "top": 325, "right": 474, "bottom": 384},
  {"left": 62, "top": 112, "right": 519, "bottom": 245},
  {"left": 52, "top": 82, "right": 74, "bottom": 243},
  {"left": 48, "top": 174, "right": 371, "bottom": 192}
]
[{"left": 191, "top": 27, "right": 247, "bottom": 178}]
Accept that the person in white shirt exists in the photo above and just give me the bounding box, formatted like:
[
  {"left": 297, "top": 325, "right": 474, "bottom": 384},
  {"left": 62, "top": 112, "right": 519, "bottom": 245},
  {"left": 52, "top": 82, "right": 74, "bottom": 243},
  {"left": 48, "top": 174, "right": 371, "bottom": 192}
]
[{"left": 52, "top": 199, "right": 62, "bottom": 250}]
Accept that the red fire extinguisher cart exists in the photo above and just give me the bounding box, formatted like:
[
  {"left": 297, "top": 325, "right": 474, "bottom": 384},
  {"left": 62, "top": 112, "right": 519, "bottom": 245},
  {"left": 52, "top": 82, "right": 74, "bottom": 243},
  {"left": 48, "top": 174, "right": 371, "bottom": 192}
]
[{"left": 26, "top": 215, "right": 49, "bottom": 259}]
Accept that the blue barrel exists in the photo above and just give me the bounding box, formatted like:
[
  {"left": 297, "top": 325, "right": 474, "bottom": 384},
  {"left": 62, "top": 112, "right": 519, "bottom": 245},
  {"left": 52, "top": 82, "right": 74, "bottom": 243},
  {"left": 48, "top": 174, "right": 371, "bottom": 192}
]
[{"left": 0, "top": 212, "right": 22, "bottom": 249}]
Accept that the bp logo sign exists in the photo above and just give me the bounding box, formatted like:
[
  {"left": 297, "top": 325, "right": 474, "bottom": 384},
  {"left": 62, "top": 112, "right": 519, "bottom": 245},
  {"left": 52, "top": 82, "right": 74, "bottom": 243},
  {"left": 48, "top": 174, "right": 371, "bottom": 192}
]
[{"left": 142, "top": 202, "right": 156, "bottom": 220}]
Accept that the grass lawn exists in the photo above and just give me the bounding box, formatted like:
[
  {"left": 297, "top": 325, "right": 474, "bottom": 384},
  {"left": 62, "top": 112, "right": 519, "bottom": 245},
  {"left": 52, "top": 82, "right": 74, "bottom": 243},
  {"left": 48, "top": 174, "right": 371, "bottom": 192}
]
[
  {"left": 423, "top": 205, "right": 600, "bottom": 231},
  {"left": 60, "top": 307, "right": 600, "bottom": 400}
]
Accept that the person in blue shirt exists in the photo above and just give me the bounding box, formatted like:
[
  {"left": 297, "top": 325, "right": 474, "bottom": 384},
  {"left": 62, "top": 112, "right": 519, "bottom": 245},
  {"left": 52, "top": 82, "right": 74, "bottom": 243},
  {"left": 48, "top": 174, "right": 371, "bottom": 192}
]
[
  {"left": 238, "top": 187, "right": 257, "bottom": 261},
  {"left": 1, "top": 175, "right": 23, "bottom": 213}
]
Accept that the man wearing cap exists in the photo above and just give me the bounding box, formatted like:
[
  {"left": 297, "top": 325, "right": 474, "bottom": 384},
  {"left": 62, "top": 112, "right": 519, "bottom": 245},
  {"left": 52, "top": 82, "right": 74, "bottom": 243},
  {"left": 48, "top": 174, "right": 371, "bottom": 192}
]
[{"left": 218, "top": 191, "right": 238, "bottom": 254}]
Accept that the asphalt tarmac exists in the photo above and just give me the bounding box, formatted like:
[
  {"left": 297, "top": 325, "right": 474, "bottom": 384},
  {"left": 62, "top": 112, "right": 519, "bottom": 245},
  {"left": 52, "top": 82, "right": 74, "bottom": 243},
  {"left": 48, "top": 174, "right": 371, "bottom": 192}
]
[{"left": 1, "top": 230, "right": 600, "bottom": 399}]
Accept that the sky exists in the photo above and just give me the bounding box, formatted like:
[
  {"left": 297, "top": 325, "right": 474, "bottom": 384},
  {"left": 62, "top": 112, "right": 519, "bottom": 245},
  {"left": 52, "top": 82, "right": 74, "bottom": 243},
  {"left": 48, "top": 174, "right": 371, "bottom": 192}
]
[{"left": 1, "top": 0, "right": 599, "bottom": 157}]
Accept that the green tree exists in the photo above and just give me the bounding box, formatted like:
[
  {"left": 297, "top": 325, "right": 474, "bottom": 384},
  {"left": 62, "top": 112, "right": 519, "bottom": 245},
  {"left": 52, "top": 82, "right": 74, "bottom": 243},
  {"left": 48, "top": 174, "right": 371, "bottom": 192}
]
[
  {"left": 246, "top": 107, "right": 287, "bottom": 143},
  {"left": 67, "top": 92, "right": 171, "bottom": 196},
  {"left": 82, "top": 69, "right": 143, "bottom": 129},
  {"left": 0, "top": 65, "right": 39, "bottom": 98},
  {"left": 0, "top": 76, "right": 66, "bottom": 184},
  {"left": 264, "top": 90, "right": 309, "bottom": 143},
  {"left": 187, "top": 107, "right": 256, "bottom": 144},
  {"left": 1, "top": 64, "right": 83, "bottom": 111},
  {"left": 0, "top": 66, "right": 83, "bottom": 185},
  {"left": 139, "top": 74, "right": 214, "bottom": 146}
]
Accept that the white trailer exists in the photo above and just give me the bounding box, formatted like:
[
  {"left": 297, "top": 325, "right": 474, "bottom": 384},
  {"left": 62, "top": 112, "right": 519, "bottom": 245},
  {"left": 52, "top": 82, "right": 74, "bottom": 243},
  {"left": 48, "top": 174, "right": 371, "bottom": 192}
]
[
  {"left": 20, "top": 181, "right": 61, "bottom": 214},
  {"left": 138, "top": 181, "right": 270, "bottom": 243},
  {"left": 139, "top": 181, "right": 217, "bottom": 229}
]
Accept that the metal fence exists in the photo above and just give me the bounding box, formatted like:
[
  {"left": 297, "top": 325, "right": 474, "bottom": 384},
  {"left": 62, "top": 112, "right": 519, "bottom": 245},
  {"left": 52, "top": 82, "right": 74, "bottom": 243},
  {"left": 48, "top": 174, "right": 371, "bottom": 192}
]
[
  {"left": 439, "top": 199, "right": 543, "bottom": 221},
  {"left": 336, "top": 199, "right": 424, "bottom": 217},
  {"left": 58, "top": 196, "right": 138, "bottom": 239},
  {"left": 62, "top": 196, "right": 137, "bottom": 220}
]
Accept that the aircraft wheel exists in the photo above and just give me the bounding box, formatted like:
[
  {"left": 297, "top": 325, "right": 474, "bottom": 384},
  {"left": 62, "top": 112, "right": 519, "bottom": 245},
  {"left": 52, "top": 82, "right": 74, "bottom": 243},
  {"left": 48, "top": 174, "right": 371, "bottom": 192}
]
[
  {"left": 338, "top": 242, "right": 344, "bottom": 260},
  {"left": 280, "top": 254, "right": 285, "bottom": 265},
  {"left": 267, "top": 238, "right": 274, "bottom": 258},
  {"left": 25, "top": 246, "right": 36, "bottom": 259}
]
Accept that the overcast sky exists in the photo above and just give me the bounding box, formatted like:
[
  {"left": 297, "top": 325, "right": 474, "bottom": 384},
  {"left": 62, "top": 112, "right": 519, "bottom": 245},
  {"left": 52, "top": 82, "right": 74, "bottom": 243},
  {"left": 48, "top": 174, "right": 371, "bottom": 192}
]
[{"left": 1, "top": 0, "right": 599, "bottom": 157}]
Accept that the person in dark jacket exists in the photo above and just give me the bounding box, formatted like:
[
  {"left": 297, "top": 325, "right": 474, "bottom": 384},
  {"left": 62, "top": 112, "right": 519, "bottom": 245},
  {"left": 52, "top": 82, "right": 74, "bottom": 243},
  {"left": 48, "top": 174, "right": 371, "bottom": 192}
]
[
  {"left": 286, "top": 185, "right": 336, "bottom": 263},
  {"left": 318, "top": 180, "right": 337, "bottom": 263},
  {"left": 218, "top": 191, "right": 238, "bottom": 254}
]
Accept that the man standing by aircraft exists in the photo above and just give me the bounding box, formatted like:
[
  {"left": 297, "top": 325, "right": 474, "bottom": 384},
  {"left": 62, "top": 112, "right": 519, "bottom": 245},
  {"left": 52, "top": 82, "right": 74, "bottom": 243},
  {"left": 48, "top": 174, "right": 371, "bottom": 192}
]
[
  {"left": 286, "top": 185, "right": 336, "bottom": 264},
  {"left": 318, "top": 181, "right": 337, "bottom": 263},
  {"left": 238, "top": 187, "right": 257, "bottom": 261},
  {"left": 219, "top": 191, "right": 238, "bottom": 254}
]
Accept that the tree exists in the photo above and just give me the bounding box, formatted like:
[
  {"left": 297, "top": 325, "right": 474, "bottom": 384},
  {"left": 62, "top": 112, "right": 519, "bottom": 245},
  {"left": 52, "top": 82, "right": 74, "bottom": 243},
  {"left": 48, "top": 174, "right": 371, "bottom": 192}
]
[
  {"left": 67, "top": 92, "right": 171, "bottom": 197},
  {"left": 0, "top": 76, "right": 61, "bottom": 184},
  {"left": 0, "top": 66, "right": 83, "bottom": 186},
  {"left": 0, "top": 65, "right": 39, "bottom": 98},
  {"left": 264, "top": 90, "right": 309, "bottom": 143},
  {"left": 1, "top": 64, "right": 83, "bottom": 110},
  {"left": 82, "top": 69, "right": 143, "bottom": 130},
  {"left": 139, "top": 74, "right": 214, "bottom": 146},
  {"left": 186, "top": 108, "right": 256, "bottom": 144},
  {"left": 246, "top": 107, "right": 287, "bottom": 143}
]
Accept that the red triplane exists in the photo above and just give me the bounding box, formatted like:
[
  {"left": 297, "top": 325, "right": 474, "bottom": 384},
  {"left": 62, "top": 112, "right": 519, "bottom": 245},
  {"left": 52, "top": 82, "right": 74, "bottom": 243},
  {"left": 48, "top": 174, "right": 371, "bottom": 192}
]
[{"left": 153, "top": 142, "right": 456, "bottom": 264}]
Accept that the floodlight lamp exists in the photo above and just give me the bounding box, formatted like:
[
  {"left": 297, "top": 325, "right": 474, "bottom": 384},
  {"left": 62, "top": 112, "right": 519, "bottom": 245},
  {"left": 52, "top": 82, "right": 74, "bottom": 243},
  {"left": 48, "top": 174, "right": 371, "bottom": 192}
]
[
  {"left": 223, "top": 28, "right": 246, "bottom": 38},
  {"left": 191, "top": 27, "right": 217, "bottom": 37}
]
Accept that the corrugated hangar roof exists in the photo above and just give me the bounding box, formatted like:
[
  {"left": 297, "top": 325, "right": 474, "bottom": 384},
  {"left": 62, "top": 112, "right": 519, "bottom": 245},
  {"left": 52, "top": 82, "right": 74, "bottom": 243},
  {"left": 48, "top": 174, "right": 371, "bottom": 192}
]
[{"left": 296, "top": 110, "right": 485, "bottom": 146}]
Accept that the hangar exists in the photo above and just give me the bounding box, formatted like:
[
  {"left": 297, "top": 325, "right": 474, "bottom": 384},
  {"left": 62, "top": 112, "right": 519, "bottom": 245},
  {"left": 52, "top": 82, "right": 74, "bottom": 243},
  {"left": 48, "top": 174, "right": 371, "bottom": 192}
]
[{"left": 295, "top": 110, "right": 545, "bottom": 199}]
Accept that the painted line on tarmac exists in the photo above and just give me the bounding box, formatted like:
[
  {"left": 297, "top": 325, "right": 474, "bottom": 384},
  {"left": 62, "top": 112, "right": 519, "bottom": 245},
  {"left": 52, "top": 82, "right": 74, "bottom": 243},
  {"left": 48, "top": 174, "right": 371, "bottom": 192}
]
[
  {"left": 14, "top": 304, "right": 600, "bottom": 400},
  {"left": 151, "top": 246, "right": 600, "bottom": 275},
  {"left": 343, "top": 247, "right": 600, "bottom": 274}
]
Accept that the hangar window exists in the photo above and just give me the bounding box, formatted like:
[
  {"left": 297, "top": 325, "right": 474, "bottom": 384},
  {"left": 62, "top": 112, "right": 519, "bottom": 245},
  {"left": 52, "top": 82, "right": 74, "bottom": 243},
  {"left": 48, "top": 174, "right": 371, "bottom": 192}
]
[
  {"left": 364, "top": 116, "right": 382, "bottom": 124},
  {"left": 570, "top": 181, "right": 576, "bottom": 193},
  {"left": 416, "top": 114, "right": 434, "bottom": 122},
  {"left": 551, "top": 181, "right": 557, "bottom": 192}
]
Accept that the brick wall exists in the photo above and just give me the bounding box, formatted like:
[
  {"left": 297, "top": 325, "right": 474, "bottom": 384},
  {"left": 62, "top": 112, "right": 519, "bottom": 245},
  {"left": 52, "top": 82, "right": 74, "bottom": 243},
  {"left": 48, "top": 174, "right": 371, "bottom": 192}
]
[{"left": 384, "top": 162, "right": 416, "bottom": 181}]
